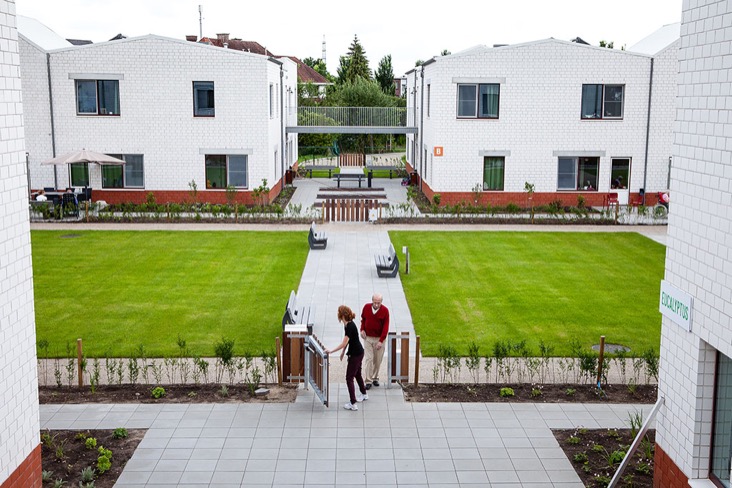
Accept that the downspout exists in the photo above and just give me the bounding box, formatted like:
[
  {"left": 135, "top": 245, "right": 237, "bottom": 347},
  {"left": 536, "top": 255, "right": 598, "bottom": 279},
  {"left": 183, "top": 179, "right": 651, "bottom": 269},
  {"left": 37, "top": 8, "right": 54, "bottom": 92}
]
[
  {"left": 280, "top": 66, "right": 285, "bottom": 191},
  {"left": 419, "top": 66, "right": 425, "bottom": 192},
  {"left": 46, "top": 52, "right": 58, "bottom": 189},
  {"left": 642, "top": 57, "right": 654, "bottom": 206}
]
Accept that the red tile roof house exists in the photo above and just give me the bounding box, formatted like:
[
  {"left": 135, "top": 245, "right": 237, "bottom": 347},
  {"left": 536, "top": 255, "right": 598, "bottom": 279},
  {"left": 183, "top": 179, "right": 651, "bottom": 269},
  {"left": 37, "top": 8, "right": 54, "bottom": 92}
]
[{"left": 18, "top": 20, "right": 299, "bottom": 205}]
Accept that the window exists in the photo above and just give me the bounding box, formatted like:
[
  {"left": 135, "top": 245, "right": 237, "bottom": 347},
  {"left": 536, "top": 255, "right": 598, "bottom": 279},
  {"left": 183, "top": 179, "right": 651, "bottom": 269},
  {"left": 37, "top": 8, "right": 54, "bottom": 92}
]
[
  {"left": 76, "top": 80, "right": 120, "bottom": 115},
  {"left": 483, "top": 157, "right": 505, "bottom": 191},
  {"left": 557, "top": 157, "right": 599, "bottom": 191},
  {"left": 610, "top": 158, "right": 630, "bottom": 189},
  {"left": 711, "top": 352, "right": 732, "bottom": 486},
  {"left": 193, "top": 82, "right": 215, "bottom": 116},
  {"left": 205, "top": 155, "right": 248, "bottom": 189},
  {"left": 581, "top": 84, "right": 624, "bottom": 119},
  {"left": 102, "top": 154, "right": 144, "bottom": 188},
  {"left": 69, "top": 163, "right": 89, "bottom": 187},
  {"left": 457, "top": 83, "right": 499, "bottom": 118}
]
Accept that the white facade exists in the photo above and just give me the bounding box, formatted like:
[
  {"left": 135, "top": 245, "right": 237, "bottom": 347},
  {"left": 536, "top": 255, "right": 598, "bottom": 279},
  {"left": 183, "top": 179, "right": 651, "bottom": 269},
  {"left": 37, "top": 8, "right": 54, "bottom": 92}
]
[
  {"left": 19, "top": 30, "right": 298, "bottom": 200},
  {"left": 656, "top": 0, "right": 732, "bottom": 485},
  {"left": 0, "top": 0, "right": 40, "bottom": 485},
  {"left": 406, "top": 35, "right": 678, "bottom": 203}
]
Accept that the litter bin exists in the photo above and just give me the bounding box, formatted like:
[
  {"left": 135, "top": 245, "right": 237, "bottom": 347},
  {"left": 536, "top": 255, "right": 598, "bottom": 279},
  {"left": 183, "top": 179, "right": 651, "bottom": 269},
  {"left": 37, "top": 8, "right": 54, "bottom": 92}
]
[
  {"left": 285, "top": 169, "right": 294, "bottom": 185},
  {"left": 367, "top": 170, "right": 373, "bottom": 188},
  {"left": 409, "top": 172, "right": 419, "bottom": 186}
]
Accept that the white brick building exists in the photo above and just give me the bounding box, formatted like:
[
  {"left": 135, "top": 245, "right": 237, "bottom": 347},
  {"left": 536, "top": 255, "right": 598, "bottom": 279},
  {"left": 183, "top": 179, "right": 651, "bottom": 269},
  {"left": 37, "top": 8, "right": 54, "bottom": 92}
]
[
  {"left": 655, "top": 1, "right": 732, "bottom": 486},
  {"left": 405, "top": 27, "right": 679, "bottom": 208},
  {"left": 0, "top": 2, "right": 41, "bottom": 487},
  {"left": 19, "top": 20, "right": 298, "bottom": 204}
]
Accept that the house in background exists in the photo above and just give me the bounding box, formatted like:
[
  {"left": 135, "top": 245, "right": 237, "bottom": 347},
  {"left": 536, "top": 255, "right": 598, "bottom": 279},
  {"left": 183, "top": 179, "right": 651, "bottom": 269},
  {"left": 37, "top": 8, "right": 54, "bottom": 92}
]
[
  {"left": 405, "top": 24, "right": 679, "bottom": 208},
  {"left": 19, "top": 19, "right": 298, "bottom": 204}
]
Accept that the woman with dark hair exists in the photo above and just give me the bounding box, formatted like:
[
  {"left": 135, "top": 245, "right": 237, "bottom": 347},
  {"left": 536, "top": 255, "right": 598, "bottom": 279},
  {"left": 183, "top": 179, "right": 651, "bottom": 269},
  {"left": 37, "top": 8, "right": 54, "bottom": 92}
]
[{"left": 326, "top": 305, "right": 368, "bottom": 411}]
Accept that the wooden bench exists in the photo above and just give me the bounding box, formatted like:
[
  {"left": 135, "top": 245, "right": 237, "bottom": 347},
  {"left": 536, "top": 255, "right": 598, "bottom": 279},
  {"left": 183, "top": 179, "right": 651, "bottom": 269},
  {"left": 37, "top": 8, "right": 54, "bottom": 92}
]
[
  {"left": 374, "top": 243, "right": 400, "bottom": 278},
  {"left": 308, "top": 221, "right": 327, "bottom": 250},
  {"left": 333, "top": 173, "right": 365, "bottom": 188},
  {"left": 303, "top": 165, "right": 338, "bottom": 178},
  {"left": 282, "top": 290, "right": 316, "bottom": 327}
]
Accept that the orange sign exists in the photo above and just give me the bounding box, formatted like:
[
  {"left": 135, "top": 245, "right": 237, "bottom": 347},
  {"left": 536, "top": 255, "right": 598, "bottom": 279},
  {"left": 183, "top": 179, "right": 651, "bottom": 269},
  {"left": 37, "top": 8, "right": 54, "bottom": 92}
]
[{"left": 434, "top": 146, "right": 444, "bottom": 157}]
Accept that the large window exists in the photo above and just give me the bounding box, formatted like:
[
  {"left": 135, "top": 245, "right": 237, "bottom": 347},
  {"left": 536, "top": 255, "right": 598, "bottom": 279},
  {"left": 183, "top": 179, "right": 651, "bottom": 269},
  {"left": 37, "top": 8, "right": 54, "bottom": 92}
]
[
  {"left": 102, "top": 154, "right": 144, "bottom": 188},
  {"left": 69, "top": 163, "right": 89, "bottom": 187},
  {"left": 76, "top": 80, "right": 120, "bottom": 115},
  {"left": 610, "top": 158, "right": 630, "bottom": 189},
  {"left": 558, "top": 157, "right": 599, "bottom": 191},
  {"left": 483, "top": 157, "right": 505, "bottom": 191},
  {"left": 205, "top": 155, "right": 248, "bottom": 189},
  {"left": 457, "top": 83, "right": 500, "bottom": 118},
  {"left": 193, "top": 82, "right": 215, "bottom": 116},
  {"left": 581, "top": 84, "right": 624, "bottom": 119},
  {"left": 711, "top": 352, "right": 732, "bottom": 487}
]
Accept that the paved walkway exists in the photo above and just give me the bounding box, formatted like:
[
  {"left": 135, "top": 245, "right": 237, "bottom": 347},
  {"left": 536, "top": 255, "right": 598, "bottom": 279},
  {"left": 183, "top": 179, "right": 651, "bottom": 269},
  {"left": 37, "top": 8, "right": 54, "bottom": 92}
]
[{"left": 40, "top": 388, "right": 652, "bottom": 487}]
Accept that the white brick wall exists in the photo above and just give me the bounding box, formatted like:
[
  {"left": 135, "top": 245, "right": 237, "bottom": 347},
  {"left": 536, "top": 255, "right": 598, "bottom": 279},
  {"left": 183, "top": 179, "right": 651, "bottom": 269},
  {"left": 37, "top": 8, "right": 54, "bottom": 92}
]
[
  {"left": 406, "top": 39, "right": 676, "bottom": 195},
  {"left": 0, "top": 0, "right": 40, "bottom": 483},
  {"left": 658, "top": 0, "right": 732, "bottom": 481},
  {"left": 20, "top": 35, "right": 296, "bottom": 192}
]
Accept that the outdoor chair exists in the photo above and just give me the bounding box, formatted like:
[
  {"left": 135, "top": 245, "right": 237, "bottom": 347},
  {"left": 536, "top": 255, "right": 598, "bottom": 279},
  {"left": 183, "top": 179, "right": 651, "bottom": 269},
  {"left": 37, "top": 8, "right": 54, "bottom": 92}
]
[{"left": 61, "top": 193, "right": 79, "bottom": 218}]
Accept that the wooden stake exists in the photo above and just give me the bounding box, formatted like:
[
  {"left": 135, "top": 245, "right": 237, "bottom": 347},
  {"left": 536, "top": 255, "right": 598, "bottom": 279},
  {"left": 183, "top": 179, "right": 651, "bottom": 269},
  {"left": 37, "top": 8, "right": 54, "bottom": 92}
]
[
  {"left": 596, "top": 335, "right": 606, "bottom": 387},
  {"left": 275, "top": 336, "right": 282, "bottom": 386},
  {"left": 414, "top": 336, "right": 420, "bottom": 387},
  {"left": 77, "top": 338, "right": 83, "bottom": 388},
  {"left": 85, "top": 201, "right": 89, "bottom": 222}
]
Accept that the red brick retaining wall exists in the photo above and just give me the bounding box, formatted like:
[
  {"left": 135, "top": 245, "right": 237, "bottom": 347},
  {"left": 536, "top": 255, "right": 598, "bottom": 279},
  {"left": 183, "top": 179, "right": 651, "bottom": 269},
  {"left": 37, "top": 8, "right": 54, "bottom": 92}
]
[
  {"left": 653, "top": 446, "right": 691, "bottom": 488},
  {"left": 1, "top": 445, "right": 41, "bottom": 488}
]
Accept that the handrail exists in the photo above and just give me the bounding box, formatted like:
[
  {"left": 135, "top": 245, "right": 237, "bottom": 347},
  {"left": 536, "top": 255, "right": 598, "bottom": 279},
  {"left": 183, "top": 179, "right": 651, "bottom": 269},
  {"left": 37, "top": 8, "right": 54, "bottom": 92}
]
[
  {"left": 608, "top": 396, "right": 664, "bottom": 488},
  {"left": 296, "top": 107, "right": 408, "bottom": 127}
]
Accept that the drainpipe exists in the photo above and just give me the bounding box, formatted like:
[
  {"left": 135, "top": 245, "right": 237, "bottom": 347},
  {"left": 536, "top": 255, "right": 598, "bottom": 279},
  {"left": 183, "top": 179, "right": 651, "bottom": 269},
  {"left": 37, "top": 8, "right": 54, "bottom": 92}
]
[
  {"left": 419, "top": 66, "right": 425, "bottom": 192},
  {"left": 46, "top": 52, "right": 58, "bottom": 189},
  {"left": 280, "top": 66, "right": 285, "bottom": 191},
  {"left": 642, "top": 57, "right": 654, "bottom": 206}
]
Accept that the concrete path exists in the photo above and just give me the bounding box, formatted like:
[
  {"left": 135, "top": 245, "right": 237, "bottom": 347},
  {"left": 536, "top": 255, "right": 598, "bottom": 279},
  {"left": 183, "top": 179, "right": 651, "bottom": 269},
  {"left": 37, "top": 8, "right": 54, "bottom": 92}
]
[{"left": 40, "top": 388, "right": 653, "bottom": 487}]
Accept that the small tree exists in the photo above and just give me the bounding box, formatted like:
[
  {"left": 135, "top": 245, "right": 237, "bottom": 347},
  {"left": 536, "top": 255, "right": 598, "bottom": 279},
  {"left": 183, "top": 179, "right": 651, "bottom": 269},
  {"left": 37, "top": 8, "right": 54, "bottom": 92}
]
[
  {"left": 375, "top": 55, "right": 395, "bottom": 95},
  {"left": 524, "top": 182, "right": 535, "bottom": 223}
]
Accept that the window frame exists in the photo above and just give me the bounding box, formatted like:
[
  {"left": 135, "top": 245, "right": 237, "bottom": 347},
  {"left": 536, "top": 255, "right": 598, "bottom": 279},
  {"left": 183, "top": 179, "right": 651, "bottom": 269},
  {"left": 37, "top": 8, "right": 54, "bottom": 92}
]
[
  {"left": 457, "top": 83, "right": 500, "bottom": 119},
  {"left": 205, "top": 154, "right": 249, "bottom": 189},
  {"left": 69, "top": 163, "right": 89, "bottom": 187},
  {"left": 557, "top": 157, "right": 599, "bottom": 191},
  {"left": 193, "top": 81, "right": 215, "bottom": 117},
  {"left": 75, "top": 80, "right": 120, "bottom": 116},
  {"left": 483, "top": 156, "right": 505, "bottom": 191},
  {"left": 581, "top": 84, "right": 624, "bottom": 120},
  {"left": 101, "top": 154, "right": 145, "bottom": 189},
  {"left": 710, "top": 351, "right": 732, "bottom": 487}
]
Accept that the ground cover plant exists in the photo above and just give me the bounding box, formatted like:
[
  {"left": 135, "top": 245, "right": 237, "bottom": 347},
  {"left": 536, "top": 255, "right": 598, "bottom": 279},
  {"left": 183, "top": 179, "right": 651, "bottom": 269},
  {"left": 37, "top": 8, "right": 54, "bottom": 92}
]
[
  {"left": 389, "top": 231, "right": 665, "bottom": 356},
  {"left": 32, "top": 231, "right": 308, "bottom": 357}
]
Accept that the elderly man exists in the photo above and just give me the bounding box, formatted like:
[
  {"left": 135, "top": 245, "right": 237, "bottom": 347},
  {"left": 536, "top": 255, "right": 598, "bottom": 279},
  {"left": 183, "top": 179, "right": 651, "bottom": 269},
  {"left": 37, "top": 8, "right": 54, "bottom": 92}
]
[{"left": 360, "top": 293, "right": 390, "bottom": 389}]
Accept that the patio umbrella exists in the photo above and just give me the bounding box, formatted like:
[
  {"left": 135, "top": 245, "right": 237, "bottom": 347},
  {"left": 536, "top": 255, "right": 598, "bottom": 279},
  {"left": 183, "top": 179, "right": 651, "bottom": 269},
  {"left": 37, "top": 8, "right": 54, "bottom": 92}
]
[{"left": 41, "top": 149, "right": 126, "bottom": 166}]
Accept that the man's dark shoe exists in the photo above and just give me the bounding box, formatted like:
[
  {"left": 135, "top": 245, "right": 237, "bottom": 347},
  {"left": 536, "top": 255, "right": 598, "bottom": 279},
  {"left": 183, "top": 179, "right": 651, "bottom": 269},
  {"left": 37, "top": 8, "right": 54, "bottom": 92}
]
[
  {"left": 365, "top": 383, "right": 372, "bottom": 390},
  {"left": 373, "top": 380, "right": 380, "bottom": 387}
]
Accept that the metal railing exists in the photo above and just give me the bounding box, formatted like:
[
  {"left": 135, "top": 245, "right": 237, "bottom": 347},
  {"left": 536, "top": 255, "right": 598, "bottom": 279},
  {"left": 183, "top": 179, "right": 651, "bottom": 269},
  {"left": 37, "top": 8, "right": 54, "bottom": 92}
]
[
  {"left": 304, "top": 334, "right": 329, "bottom": 407},
  {"left": 296, "top": 107, "right": 408, "bottom": 127}
]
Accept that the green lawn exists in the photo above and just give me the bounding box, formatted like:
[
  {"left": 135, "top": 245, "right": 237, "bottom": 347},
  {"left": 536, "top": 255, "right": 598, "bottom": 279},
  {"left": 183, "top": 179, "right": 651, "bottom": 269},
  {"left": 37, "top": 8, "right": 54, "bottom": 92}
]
[
  {"left": 389, "top": 231, "right": 666, "bottom": 356},
  {"left": 32, "top": 231, "right": 308, "bottom": 358}
]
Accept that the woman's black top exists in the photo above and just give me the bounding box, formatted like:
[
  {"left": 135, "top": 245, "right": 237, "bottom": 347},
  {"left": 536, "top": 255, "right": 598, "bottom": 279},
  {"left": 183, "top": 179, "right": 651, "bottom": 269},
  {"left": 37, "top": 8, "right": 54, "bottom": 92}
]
[{"left": 344, "top": 321, "right": 364, "bottom": 357}]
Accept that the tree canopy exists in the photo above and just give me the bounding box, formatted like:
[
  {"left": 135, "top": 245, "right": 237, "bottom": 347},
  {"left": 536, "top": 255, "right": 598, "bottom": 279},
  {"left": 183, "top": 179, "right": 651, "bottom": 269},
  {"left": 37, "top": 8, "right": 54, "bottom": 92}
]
[
  {"left": 337, "top": 35, "right": 371, "bottom": 84},
  {"left": 375, "top": 55, "right": 395, "bottom": 95}
]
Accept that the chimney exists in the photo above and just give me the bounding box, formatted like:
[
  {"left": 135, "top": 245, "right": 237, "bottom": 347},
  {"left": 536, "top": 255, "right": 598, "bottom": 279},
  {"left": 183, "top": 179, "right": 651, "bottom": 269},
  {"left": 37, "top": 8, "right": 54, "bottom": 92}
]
[{"left": 217, "top": 33, "right": 230, "bottom": 43}]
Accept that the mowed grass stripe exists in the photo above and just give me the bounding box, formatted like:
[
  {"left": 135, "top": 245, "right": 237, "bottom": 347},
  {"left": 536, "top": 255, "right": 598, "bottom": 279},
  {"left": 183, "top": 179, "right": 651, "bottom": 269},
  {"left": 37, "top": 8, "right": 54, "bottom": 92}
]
[
  {"left": 32, "top": 231, "right": 308, "bottom": 357},
  {"left": 389, "top": 231, "right": 665, "bottom": 356}
]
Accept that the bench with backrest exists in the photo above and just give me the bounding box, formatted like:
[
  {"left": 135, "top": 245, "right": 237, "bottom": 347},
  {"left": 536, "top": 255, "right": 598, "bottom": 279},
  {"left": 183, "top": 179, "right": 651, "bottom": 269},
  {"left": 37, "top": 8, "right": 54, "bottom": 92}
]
[
  {"left": 333, "top": 173, "right": 364, "bottom": 188},
  {"left": 282, "top": 290, "right": 316, "bottom": 327},
  {"left": 374, "top": 243, "right": 399, "bottom": 278},
  {"left": 308, "top": 221, "right": 327, "bottom": 250}
]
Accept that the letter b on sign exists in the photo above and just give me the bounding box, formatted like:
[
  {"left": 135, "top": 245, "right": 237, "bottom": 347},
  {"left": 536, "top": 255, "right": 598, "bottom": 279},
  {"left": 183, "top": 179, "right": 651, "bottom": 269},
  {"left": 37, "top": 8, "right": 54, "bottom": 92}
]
[{"left": 434, "top": 147, "right": 443, "bottom": 157}]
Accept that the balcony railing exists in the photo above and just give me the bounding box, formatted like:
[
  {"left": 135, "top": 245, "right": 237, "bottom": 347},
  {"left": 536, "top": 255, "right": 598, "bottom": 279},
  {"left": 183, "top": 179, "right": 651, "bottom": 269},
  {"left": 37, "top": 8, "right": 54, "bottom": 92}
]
[{"left": 296, "top": 107, "right": 408, "bottom": 127}]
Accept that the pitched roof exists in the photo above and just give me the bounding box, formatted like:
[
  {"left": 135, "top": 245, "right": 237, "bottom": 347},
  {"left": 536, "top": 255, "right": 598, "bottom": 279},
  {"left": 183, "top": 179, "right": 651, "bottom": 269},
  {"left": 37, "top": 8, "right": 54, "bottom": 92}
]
[
  {"left": 17, "top": 15, "right": 72, "bottom": 50},
  {"left": 194, "top": 36, "right": 330, "bottom": 84},
  {"left": 628, "top": 23, "right": 680, "bottom": 55}
]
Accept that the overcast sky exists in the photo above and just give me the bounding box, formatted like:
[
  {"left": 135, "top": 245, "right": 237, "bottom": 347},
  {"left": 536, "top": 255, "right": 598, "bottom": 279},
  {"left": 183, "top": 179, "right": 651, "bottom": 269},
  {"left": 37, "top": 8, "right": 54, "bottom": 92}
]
[{"left": 17, "top": 0, "right": 682, "bottom": 77}]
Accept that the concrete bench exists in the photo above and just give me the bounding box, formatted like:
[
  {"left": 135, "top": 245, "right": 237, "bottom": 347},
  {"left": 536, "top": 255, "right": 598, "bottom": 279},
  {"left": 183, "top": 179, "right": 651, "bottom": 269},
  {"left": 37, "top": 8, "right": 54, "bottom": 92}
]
[
  {"left": 308, "top": 221, "right": 327, "bottom": 250},
  {"left": 374, "top": 243, "right": 400, "bottom": 278}
]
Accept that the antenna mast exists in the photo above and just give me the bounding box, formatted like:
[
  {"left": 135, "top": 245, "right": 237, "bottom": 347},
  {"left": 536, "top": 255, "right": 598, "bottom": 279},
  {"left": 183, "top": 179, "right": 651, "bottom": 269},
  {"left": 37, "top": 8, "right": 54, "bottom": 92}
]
[
  {"left": 322, "top": 35, "right": 326, "bottom": 64},
  {"left": 198, "top": 5, "right": 203, "bottom": 40}
]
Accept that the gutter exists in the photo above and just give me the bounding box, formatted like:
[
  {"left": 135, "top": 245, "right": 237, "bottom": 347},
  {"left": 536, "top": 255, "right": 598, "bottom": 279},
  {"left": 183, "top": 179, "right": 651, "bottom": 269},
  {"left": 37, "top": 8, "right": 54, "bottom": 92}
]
[
  {"left": 46, "top": 52, "right": 58, "bottom": 188},
  {"left": 419, "top": 66, "right": 425, "bottom": 192},
  {"left": 280, "top": 66, "right": 285, "bottom": 191},
  {"left": 642, "top": 57, "right": 654, "bottom": 206}
]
